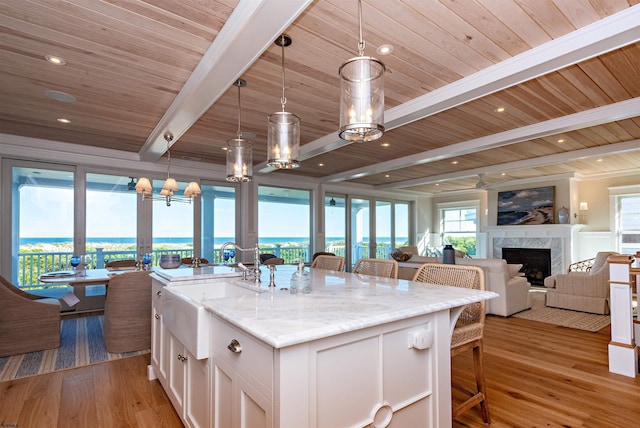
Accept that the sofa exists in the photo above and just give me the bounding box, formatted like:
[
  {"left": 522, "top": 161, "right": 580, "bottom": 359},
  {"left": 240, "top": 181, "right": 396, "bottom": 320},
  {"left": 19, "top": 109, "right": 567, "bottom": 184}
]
[
  {"left": 397, "top": 256, "right": 531, "bottom": 317},
  {"left": 543, "top": 251, "right": 617, "bottom": 315}
]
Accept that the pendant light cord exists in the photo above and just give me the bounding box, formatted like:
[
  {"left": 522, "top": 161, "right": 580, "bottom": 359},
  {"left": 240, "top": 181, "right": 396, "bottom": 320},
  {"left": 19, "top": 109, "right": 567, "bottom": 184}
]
[
  {"left": 236, "top": 82, "right": 242, "bottom": 139},
  {"left": 357, "top": 0, "right": 365, "bottom": 56},
  {"left": 280, "top": 35, "right": 287, "bottom": 111}
]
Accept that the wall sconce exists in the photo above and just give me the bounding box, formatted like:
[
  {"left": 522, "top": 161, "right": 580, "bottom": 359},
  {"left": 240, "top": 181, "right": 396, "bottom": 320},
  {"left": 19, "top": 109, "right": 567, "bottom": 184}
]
[{"left": 574, "top": 201, "right": 588, "bottom": 223}]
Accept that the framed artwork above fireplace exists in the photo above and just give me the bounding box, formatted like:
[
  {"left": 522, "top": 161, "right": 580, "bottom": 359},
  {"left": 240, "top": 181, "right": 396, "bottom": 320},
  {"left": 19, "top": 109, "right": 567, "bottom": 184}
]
[{"left": 497, "top": 186, "right": 555, "bottom": 225}]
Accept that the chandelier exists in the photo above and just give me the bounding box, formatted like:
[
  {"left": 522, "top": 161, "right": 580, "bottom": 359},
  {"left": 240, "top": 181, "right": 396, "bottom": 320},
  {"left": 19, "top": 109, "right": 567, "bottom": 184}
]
[
  {"left": 267, "top": 34, "right": 300, "bottom": 169},
  {"left": 135, "top": 133, "right": 201, "bottom": 206},
  {"left": 338, "top": 0, "right": 385, "bottom": 142},
  {"left": 226, "top": 79, "right": 253, "bottom": 182}
]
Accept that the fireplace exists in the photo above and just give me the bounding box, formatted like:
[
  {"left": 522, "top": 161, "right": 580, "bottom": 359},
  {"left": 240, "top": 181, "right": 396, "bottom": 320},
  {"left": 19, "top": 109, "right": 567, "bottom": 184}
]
[{"left": 502, "top": 247, "right": 551, "bottom": 286}]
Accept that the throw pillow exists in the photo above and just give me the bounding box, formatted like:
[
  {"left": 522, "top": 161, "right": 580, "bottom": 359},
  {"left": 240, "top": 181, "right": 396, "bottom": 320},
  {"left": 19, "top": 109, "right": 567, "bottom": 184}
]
[{"left": 507, "top": 263, "right": 523, "bottom": 278}]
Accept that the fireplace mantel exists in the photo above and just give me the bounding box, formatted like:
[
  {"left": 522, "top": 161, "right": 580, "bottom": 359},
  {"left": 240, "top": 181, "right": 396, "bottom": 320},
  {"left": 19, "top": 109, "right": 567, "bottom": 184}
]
[{"left": 486, "top": 224, "right": 585, "bottom": 275}]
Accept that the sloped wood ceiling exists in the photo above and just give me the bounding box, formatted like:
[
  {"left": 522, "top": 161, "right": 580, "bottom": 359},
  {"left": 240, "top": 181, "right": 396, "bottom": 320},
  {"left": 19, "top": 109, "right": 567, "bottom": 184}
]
[{"left": 1, "top": 0, "right": 639, "bottom": 193}]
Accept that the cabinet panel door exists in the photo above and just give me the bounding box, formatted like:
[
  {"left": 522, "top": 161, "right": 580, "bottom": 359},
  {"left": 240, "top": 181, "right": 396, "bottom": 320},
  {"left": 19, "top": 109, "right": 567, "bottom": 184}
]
[
  {"left": 168, "top": 334, "right": 186, "bottom": 410},
  {"left": 238, "top": 374, "right": 272, "bottom": 428},
  {"left": 151, "top": 309, "right": 162, "bottom": 378},
  {"left": 186, "top": 356, "right": 209, "bottom": 428},
  {"left": 160, "top": 320, "right": 171, "bottom": 382},
  {"left": 212, "top": 360, "right": 233, "bottom": 428}
]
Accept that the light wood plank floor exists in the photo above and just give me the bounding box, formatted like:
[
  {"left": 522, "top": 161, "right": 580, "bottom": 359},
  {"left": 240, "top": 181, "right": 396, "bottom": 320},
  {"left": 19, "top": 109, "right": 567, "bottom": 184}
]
[{"left": 1, "top": 316, "right": 638, "bottom": 427}]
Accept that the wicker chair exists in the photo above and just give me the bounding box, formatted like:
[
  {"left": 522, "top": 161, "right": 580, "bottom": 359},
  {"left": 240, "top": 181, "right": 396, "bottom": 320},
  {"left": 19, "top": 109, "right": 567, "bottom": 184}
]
[
  {"left": 312, "top": 251, "right": 336, "bottom": 261},
  {"left": 411, "top": 263, "right": 490, "bottom": 424},
  {"left": 103, "top": 271, "right": 152, "bottom": 353},
  {"left": 106, "top": 259, "right": 137, "bottom": 268},
  {"left": 262, "top": 257, "right": 284, "bottom": 265},
  {"left": 311, "top": 255, "right": 345, "bottom": 271},
  {"left": 181, "top": 257, "right": 210, "bottom": 266},
  {"left": 352, "top": 258, "right": 398, "bottom": 279},
  {"left": 0, "top": 275, "right": 61, "bottom": 357}
]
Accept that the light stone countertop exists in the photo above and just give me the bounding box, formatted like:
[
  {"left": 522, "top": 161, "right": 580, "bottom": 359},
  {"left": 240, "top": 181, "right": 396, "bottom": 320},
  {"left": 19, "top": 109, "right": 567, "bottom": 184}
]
[{"left": 158, "top": 265, "right": 497, "bottom": 349}]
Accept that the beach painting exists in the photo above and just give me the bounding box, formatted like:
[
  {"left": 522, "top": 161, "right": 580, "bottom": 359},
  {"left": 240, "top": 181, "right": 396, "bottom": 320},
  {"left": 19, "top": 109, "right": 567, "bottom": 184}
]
[{"left": 497, "top": 186, "right": 555, "bottom": 225}]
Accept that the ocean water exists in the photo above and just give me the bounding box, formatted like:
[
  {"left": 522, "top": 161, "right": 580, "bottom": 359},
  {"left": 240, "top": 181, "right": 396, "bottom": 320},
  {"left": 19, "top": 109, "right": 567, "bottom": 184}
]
[{"left": 20, "top": 236, "right": 406, "bottom": 246}]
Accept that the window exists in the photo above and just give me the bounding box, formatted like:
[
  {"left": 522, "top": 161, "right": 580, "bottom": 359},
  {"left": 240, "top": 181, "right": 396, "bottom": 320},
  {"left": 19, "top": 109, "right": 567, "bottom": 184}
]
[
  {"left": 440, "top": 205, "right": 478, "bottom": 256},
  {"left": 258, "top": 186, "right": 311, "bottom": 263},
  {"left": 351, "top": 198, "right": 370, "bottom": 263},
  {"left": 616, "top": 194, "right": 640, "bottom": 255},
  {"left": 325, "top": 195, "right": 346, "bottom": 258},
  {"left": 200, "top": 182, "right": 236, "bottom": 263},
  {"left": 11, "top": 164, "right": 74, "bottom": 298},
  {"left": 151, "top": 178, "right": 194, "bottom": 260}
]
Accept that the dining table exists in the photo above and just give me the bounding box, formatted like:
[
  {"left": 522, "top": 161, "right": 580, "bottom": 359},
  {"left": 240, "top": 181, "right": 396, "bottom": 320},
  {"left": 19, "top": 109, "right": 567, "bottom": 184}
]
[{"left": 39, "top": 267, "right": 152, "bottom": 312}]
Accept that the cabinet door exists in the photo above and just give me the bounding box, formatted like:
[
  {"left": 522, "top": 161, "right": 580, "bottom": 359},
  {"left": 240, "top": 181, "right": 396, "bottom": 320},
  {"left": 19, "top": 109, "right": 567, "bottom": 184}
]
[
  {"left": 151, "top": 308, "right": 163, "bottom": 379},
  {"left": 211, "top": 358, "right": 234, "bottom": 428},
  {"left": 237, "top": 374, "right": 272, "bottom": 428},
  {"left": 168, "top": 333, "right": 186, "bottom": 411},
  {"left": 185, "top": 355, "right": 210, "bottom": 428}
]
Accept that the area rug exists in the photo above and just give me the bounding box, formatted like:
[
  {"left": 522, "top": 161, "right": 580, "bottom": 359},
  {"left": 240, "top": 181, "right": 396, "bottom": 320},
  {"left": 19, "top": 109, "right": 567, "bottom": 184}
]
[
  {"left": 0, "top": 315, "right": 150, "bottom": 382},
  {"left": 512, "top": 290, "right": 611, "bottom": 332}
]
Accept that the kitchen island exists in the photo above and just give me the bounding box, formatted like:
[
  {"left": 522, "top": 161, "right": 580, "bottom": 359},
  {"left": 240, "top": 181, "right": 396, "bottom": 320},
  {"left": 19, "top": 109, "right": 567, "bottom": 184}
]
[{"left": 149, "top": 265, "right": 497, "bottom": 428}]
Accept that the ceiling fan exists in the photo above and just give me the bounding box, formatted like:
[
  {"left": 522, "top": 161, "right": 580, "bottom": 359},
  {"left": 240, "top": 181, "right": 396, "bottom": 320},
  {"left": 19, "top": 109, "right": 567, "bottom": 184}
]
[{"left": 475, "top": 173, "right": 488, "bottom": 190}]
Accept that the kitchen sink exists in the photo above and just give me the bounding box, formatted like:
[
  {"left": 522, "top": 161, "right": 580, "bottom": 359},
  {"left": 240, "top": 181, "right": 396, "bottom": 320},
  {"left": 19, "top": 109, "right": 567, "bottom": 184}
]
[{"left": 162, "top": 281, "right": 261, "bottom": 359}]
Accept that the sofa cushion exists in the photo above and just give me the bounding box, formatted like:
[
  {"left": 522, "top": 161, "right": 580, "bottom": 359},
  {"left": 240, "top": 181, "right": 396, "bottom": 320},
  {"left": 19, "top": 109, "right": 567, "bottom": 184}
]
[{"left": 507, "top": 263, "right": 523, "bottom": 278}]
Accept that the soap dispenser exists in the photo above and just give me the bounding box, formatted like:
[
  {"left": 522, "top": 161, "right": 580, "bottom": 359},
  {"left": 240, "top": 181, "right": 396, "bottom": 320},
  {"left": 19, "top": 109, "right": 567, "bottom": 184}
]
[{"left": 290, "top": 259, "right": 311, "bottom": 294}]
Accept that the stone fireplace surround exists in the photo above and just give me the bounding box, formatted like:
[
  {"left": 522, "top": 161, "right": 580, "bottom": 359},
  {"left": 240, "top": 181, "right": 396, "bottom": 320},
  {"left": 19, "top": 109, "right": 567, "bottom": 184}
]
[{"left": 486, "top": 225, "right": 585, "bottom": 276}]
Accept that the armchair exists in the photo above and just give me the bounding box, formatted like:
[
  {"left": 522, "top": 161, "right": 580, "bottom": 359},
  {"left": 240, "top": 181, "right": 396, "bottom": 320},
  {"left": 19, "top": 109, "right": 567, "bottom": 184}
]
[
  {"left": 543, "top": 251, "right": 618, "bottom": 314},
  {"left": 0, "top": 275, "right": 61, "bottom": 357}
]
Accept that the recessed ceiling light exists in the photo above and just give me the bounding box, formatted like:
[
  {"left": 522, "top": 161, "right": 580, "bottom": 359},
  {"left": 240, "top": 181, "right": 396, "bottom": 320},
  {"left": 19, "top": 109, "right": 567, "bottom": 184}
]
[
  {"left": 44, "top": 55, "right": 66, "bottom": 65},
  {"left": 501, "top": 172, "right": 506, "bottom": 176},
  {"left": 451, "top": 160, "right": 458, "bottom": 165},
  {"left": 376, "top": 44, "right": 394, "bottom": 55},
  {"left": 222, "top": 147, "right": 228, "bottom": 151},
  {"left": 57, "top": 118, "right": 71, "bottom": 124},
  {"left": 385, "top": 174, "right": 390, "bottom": 178},
  {"left": 318, "top": 163, "right": 324, "bottom": 167},
  {"left": 597, "top": 158, "right": 603, "bottom": 162},
  {"left": 557, "top": 139, "right": 565, "bottom": 143},
  {"left": 381, "top": 142, "right": 390, "bottom": 147},
  {"left": 435, "top": 183, "right": 439, "bottom": 186},
  {"left": 44, "top": 90, "right": 76, "bottom": 103},
  {"left": 494, "top": 107, "right": 505, "bottom": 113}
]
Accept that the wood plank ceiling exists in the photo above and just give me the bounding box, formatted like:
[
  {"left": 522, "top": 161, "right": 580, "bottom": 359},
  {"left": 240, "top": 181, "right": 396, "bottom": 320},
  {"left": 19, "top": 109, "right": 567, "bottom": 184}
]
[{"left": 1, "top": 0, "right": 639, "bottom": 194}]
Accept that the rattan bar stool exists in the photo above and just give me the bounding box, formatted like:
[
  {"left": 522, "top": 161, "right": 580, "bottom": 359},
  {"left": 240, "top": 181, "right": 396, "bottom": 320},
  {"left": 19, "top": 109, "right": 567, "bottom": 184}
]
[
  {"left": 352, "top": 258, "right": 398, "bottom": 279},
  {"left": 412, "top": 263, "right": 490, "bottom": 424},
  {"left": 310, "top": 255, "right": 345, "bottom": 271}
]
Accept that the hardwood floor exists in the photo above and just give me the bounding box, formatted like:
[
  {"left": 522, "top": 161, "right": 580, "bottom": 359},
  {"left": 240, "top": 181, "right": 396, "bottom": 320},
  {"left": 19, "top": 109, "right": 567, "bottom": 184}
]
[
  {"left": 0, "top": 354, "right": 182, "bottom": 428},
  {"left": 0, "top": 316, "right": 638, "bottom": 427},
  {"left": 453, "top": 316, "right": 640, "bottom": 427}
]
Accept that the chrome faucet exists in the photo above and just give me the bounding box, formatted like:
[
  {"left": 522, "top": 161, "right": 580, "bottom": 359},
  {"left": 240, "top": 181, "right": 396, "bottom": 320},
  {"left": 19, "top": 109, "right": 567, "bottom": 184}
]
[{"left": 220, "top": 242, "right": 261, "bottom": 283}]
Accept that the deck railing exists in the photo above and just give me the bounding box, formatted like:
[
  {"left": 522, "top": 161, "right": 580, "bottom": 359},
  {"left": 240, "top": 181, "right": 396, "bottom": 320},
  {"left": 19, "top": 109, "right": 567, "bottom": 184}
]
[{"left": 17, "top": 243, "right": 391, "bottom": 286}]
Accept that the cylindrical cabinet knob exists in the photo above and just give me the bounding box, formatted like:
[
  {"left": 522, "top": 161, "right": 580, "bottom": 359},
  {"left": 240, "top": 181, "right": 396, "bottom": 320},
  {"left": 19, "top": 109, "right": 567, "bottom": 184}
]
[
  {"left": 156, "top": 290, "right": 162, "bottom": 296},
  {"left": 227, "top": 339, "right": 242, "bottom": 353},
  {"left": 177, "top": 354, "right": 183, "bottom": 361},
  {"left": 154, "top": 313, "right": 160, "bottom": 320}
]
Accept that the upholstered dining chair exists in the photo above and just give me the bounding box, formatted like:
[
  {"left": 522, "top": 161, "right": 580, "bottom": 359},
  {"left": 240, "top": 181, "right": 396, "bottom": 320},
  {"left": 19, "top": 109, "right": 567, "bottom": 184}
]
[
  {"left": 311, "top": 251, "right": 336, "bottom": 261},
  {"left": 105, "top": 259, "right": 137, "bottom": 268},
  {"left": 411, "top": 263, "right": 490, "bottom": 424},
  {"left": 181, "top": 257, "right": 210, "bottom": 266},
  {"left": 352, "top": 258, "right": 398, "bottom": 279},
  {"left": 0, "top": 275, "right": 61, "bottom": 357},
  {"left": 310, "top": 255, "right": 345, "bottom": 272},
  {"left": 103, "top": 270, "right": 152, "bottom": 353},
  {"left": 262, "top": 257, "right": 285, "bottom": 265}
]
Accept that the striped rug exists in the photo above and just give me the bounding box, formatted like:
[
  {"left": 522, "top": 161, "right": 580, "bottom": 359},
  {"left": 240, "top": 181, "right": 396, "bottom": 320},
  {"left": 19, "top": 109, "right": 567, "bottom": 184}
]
[
  {"left": 512, "top": 290, "right": 611, "bottom": 332},
  {"left": 0, "top": 315, "right": 149, "bottom": 382}
]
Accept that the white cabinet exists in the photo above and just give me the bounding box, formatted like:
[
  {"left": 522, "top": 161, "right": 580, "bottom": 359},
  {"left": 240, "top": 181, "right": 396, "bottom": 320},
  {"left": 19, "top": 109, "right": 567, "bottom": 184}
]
[
  {"left": 210, "top": 316, "right": 273, "bottom": 428},
  {"left": 209, "top": 311, "right": 450, "bottom": 428},
  {"left": 150, "top": 279, "right": 210, "bottom": 428}
]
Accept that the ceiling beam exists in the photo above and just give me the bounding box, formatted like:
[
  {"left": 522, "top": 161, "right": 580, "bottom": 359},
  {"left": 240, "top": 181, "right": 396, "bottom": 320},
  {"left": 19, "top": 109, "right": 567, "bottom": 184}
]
[
  {"left": 254, "top": 4, "right": 640, "bottom": 175},
  {"left": 377, "top": 139, "right": 640, "bottom": 191},
  {"left": 139, "top": 0, "right": 313, "bottom": 162},
  {"left": 331, "top": 98, "right": 640, "bottom": 186}
]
